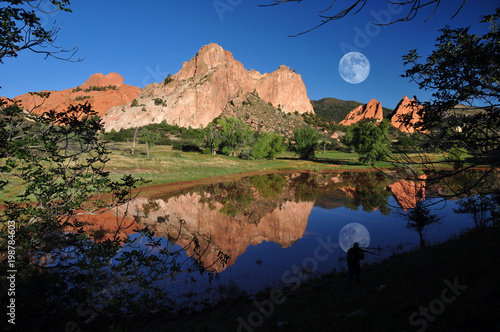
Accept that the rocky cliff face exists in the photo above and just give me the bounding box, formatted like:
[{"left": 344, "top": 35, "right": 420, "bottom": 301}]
[
  {"left": 10, "top": 73, "right": 141, "bottom": 116},
  {"left": 103, "top": 43, "right": 313, "bottom": 132},
  {"left": 339, "top": 99, "right": 384, "bottom": 126},
  {"left": 390, "top": 96, "right": 424, "bottom": 133}
]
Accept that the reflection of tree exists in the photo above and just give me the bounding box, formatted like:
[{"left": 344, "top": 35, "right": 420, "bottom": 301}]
[
  {"left": 251, "top": 174, "right": 286, "bottom": 199},
  {"left": 453, "top": 195, "right": 496, "bottom": 230},
  {"left": 291, "top": 173, "right": 325, "bottom": 202},
  {"left": 401, "top": 201, "right": 442, "bottom": 249},
  {"left": 341, "top": 172, "right": 393, "bottom": 215},
  {"left": 209, "top": 181, "right": 255, "bottom": 217}
]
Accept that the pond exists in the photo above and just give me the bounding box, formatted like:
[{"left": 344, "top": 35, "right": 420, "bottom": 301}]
[{"left": 102, "top": 170, "right": 497, "bottom": 306}]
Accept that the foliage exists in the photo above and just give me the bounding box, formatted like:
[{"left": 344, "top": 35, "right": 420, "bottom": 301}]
[
  {"left": 302, "top": 110, "right": 342, "bottom": 132},
  {"left": 140, "top": 128, "right": 158, "bottom": 158},
  {"left": 0, "top": 0, "right": 80, "bottom": 64},
  {"left": 250, "top": 174, "right": 286, "bottom": 199},
  {"left": 250, "top": 131, "right": 286, "bottom": 160},
  {"left": 216, "top": 117, "right": 253, "bottom": 157},
  {"left": 341, "top": 172, "right": 393, "bottom": 215},
  {"left": 393, "top": 8, "right": 500, "bottom": 189},
  {"left": 172, "top": 139, "right": 201, "bottom": 152},
  {"left": 0, "top": 100, "right": 223, "bottom": 329},
  {"left": 342, "top": 119, "right": 390, "bottom": 165},
  {"left": 163, "top": 74, "right": 173, "bottom": 85},
  {"left": 400, "top": 200, "right": 442, "bottom": 248},
  {"left": 293, "top": 127, "right": 320, "bottom": 160},
  {"left": 154, "top": 98, "right": 167, "bottom": 106},
  {"left": 103, "top": 121, "right": 202, "bottom": 147},
  {"left": 78, "top": 85, "right": 118, "bottom": 92},
  {"left": 202, "top": 122, "right": 222, "bottom": 155},
  {"left": 453, "top": 195, "right": 496, "bottom": 230}
]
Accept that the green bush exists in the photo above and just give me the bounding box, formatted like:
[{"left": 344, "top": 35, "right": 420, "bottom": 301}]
[
  {"left": 154, "top": 98, "right": 167, "bottom": 106},
  {"left": 172, "top": 139, "right": 200, "bottom": 152}
]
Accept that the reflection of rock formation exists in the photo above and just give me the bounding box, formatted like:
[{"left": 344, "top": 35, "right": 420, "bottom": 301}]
[
  {"left": 70, "top": 209, "right": 139, "bottom": 243},
  {"left": 388, "top": 176, "right": 427, "bottom": 211},
  {"left": 122, "top": 194, "right": 314, "bottom": 272}
]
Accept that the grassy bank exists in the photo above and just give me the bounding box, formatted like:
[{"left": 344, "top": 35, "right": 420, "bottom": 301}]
[
  {"left": 127, "top": 226, "right": 500, "bottom": 332},
  {"left": 1, "top": 142, "right": 446, "bottom": 201},
  {"left": 104, "top": 143, "right": 370, "bottom": 185}
]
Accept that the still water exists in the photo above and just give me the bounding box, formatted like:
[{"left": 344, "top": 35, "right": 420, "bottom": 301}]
[{"left": 111, "top": 171, "right": 495, "bottom": 305}]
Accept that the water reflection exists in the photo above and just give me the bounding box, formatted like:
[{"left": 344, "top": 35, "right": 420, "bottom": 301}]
[
  {"left": 84, "top": 170, "right": 498, "bottom": 298},
  {"left": 109, "top": 171, "right": 495, "bottom": 272}
]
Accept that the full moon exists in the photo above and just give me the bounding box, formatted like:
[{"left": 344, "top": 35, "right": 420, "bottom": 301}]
[
  {"left": 339, "top": 52, "right": 370, "bottom": 84},
  {"left": 338, "top": 223, "right": 371, "bottom": 253}
]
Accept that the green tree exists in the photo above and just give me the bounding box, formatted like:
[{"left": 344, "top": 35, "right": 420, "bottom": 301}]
[
  {"left": 217, "top": 117, "right": 252, "bottom": 156},
  {"left": 293, "top": 127, "right": 320, "bottom": 160},
  {"left": 0, "top": 100, "right": 224, "bottom": 330},
  {"left": 250, "top": 131, "right": 285, "bottom": 160},
  {"left": 342, "top": 120, "right": 390, "bottom": 165},
  {"left": 140, "top": 128, "right": 158, "bottom": 158},
  {"left": 453, "top": 195, "right": 496, "bottom": 230},
  {"left": 203, "top": 122, "right": 222, "bottom": 155},
  {"left": 393, "top": 8, "right": 500, "bottom": 191},
  {"left": 401, "top": 201, "right": 442, "bottom": 249}
]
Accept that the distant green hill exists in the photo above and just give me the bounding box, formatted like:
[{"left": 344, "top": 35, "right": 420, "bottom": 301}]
[{"left": 312, "top": 97, "right": 393, "bottom": 123}]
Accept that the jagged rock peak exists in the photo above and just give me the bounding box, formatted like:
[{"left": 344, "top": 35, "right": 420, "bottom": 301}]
[
  {"left": 340, "top": 98, "right": 383, "bottom": 126},
  {"left": 103, "top": 43, "right": 313, "bottom": 132},
  {"left": 390, "top": 96, "right": 424, "bottom": 133},
  {"left": 80, "top": 72, "right": 125, "bottom": 89}
]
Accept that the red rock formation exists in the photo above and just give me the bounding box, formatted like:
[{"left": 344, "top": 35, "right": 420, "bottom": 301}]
[
  {"left": 103, "top": 43, "right": 313, "bottom": 132},
  {"left": 388, "top": 175, "right": 427, "bottom": 211},
  {"left": 10, "top": 73, "right": 141, "bottom": 117},
  {"left": 390, "top": 96, "right": 424, "bottom": 133},
  {"left": 339, "top": 99, "right": 383, "bottom": 126}
]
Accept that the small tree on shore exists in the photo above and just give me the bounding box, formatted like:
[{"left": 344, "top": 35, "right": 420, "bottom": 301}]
[
  {"left": 401, "top": 201, "right": 442, "bottom": 249},
  {"left": 250, "top": 131, "right": 285, "bottom": 160},
  {"left": 293, "top": 127, "right": 320, "bottom": 160}
]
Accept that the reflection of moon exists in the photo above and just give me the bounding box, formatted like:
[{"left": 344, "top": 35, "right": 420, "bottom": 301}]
[
  {"left": 339, "top": 52, "right": 370, "bottom": 84},
  {"left": 338, "top": 223, "right": 370, "bottom": 252}
]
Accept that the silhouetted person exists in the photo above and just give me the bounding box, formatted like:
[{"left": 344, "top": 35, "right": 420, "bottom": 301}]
[{"left": 347, "top": 242, "right": 365, "bottom": 286}]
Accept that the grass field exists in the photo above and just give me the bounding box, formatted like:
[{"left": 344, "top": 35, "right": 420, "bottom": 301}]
[{"left": 0, "top": 142, "right": 447, "bottom": 202}]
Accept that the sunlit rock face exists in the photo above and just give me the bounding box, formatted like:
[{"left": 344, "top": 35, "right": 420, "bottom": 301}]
[
  {"left": 390, "top": 96, "right": 424, "bottom": 133},
  {"left": 339, "top": 99, "right": 384, "bottom": 126},
  {"left": 387, "top": 175, "right": 427, "bottom": 211},
  {"left": 10, "top": 73, "right": 141, "bottom": 116},
  {"left": 102, "top": 43, "right": 313, "bottom": 132},
  {"left": 121, "top": 194, "right": 314, "bottom": 273}
]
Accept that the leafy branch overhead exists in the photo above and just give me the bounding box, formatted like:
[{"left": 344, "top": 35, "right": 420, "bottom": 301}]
[
  {"left": 390, "top": 8, "right": 500, "bottom": 188},
  {"left": 0, "top": 0, "right": 81, "bottom": 64}
]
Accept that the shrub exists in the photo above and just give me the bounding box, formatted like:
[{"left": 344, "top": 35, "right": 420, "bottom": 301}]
[
  {"left": 172, "top": 139, "right": 200, "bottom": 152},
  {"left": 154, "top": 98, "right": 167, "bottom": 106}
]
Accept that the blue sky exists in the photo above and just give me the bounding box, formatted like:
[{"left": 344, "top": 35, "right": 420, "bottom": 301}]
[{"left": 0, "top": 0, "right": 498, "bottom": 110}]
